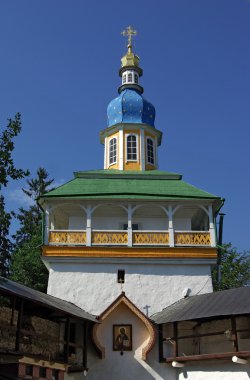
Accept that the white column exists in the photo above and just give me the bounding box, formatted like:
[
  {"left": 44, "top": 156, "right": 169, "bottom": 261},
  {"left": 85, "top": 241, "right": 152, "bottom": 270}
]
[
  {"left": 208, "top": 204, "right": 216, "bottom": 247},
  {"left": 44, "top": 207, "right": 50, "bottom": 245},
  {"left": 104, "top": 137, "right": 107, "bottom": 169},
  {"left": 168, "top": 206, "right": 175, "bottom": 247},
  {"left": 119, "top": 129, "right": 124, "bottom": 170},
  {"left": 86, "top": 206, "right": 92, "bottom": 247},
  {"left": 140, "top": 128, "right": 145, "bottom": 171},
  {"left": 127, "top": 205, "right": 133, "bottom": 247},
  {"left": 154, "top": 136, "right": 158, "bottom": 169}
]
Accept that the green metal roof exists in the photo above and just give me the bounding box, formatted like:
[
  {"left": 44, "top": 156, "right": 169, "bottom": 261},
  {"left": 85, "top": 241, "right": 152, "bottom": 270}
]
[{"left": 40, "top": 170, "right": 223, "bottom": 203}]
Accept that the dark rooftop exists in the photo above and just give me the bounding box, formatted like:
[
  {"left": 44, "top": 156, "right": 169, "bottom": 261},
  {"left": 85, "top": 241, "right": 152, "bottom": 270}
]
[
  {"left": 0, "top": 276, "right": 97, "bottom": 323},
  {"left": 151, "top": 287, "right": 250, "bottom": 324}
]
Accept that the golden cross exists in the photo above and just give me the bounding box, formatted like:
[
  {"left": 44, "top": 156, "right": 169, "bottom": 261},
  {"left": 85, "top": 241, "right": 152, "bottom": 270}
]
[{"left": 121, "top": 26, "right": 137, "bottom": 46}]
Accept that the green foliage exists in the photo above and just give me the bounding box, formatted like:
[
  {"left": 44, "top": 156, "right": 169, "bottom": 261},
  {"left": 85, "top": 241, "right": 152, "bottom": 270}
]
[
  {"left": 10, "top": 168, "right": 54, "bottom": 291},
  {"left": 0, "top": 113, "right": 29, "bottom": 277},
  {"left": 212, "top": 243, "right": 250, "bottom": 291},
  {"left": 0, "top": 113, "right": 29, "bottom": 189},
  {"left": 14, "top": 168, "right": 54, "bottom": 246},
  {"left": 0, "top": 196, "right": 13, "bottom": 277},
  {"left": 10, "top": 233, "right": 48, "bottom": 292}
]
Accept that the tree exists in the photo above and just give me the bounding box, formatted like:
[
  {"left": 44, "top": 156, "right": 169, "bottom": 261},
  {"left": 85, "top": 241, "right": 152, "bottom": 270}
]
[
  {"left": 0, "top": 113, "right": 29, "bottom": 189},
  {"left": 0, "top": 196, "right": 13, "bottom": 277},
  {"left": 10, "top": 234, "right": 48, "bottom": 292},
  {"left": 0, "top": 113, "right": 29, "bottom": 277},
  {"left": 10, "top": 168, "right": 54, "bottom": 291},
  {"left": 212, "top": 243, "right": 250, "bottom": 291},
  {"left": 13, "top": 168, "right": 54, "bottom": 246}
]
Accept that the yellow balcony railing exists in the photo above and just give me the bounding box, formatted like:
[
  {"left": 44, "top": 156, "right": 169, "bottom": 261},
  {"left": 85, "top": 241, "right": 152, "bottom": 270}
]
[
  {"left": 174, "top": 231, "right": 211, "bottom": 246},
  {"left": 133, "top": 231, "right": 169, "bottom": 246},
  {"left": 48, "top": 230, "right": 211, "bottom": 247},
  {"left": 49, "top": 230, "right": 87, "bottom": 245},
  {"left": 92, "top": 230, "right": 128, "bottom": 245}
]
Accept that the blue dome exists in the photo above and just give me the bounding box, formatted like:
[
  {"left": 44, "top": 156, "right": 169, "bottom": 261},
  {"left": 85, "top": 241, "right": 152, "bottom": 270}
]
[{"left": 107, "top": 89, "right": 155, "bottom": 128}]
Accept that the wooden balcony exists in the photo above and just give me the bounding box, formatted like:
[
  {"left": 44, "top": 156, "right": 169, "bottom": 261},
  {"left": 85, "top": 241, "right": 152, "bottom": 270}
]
[{"left": 49, "top": 230, "right": 212, "bottom": 247}]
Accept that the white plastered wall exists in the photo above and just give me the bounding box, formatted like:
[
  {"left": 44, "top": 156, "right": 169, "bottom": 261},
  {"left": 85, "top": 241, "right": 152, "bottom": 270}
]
[{"left": 47, "top": 259, "right": 213, "bottom": 316}]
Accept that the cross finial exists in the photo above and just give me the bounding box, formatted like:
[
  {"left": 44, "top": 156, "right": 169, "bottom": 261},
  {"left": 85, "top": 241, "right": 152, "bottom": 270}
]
[
  {"left": 118, "top": 278, "right": 124, "bottom": 292},
  {"left": 121, "top": 26, "right": 137, "bottom": 47}
]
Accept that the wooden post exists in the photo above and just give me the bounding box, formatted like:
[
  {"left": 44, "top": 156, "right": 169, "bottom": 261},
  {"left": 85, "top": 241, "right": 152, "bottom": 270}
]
[
  {"left": 83, "top": 321, "right": 88, "bottom": 368},
  {"left": 15, "top": 299, "right": 24, "bottom": 351},
  {"left": 10, "top": 296, "right": 16, "bottom": 326},
  {"left": 173, "top": 322, "right": 178, "bottom": 358},
  {"left": 64, "top": 318, "right": 70, "bottom": 363},
  {"left": 158, "top": 324, "right": 164, "bottom": 362},
  {"left": 231, "top": 317, "right": 239, "bottom": 352}
]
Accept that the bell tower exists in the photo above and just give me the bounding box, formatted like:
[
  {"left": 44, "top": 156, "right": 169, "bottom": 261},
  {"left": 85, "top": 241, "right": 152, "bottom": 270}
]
[{"left": 100, "top": 26, "right": 162, "bottom": 171}]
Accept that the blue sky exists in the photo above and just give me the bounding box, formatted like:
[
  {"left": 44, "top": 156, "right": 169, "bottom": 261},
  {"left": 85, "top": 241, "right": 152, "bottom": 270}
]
[{"left": 0, "top": 0, "right": 249, "bottom": 251}]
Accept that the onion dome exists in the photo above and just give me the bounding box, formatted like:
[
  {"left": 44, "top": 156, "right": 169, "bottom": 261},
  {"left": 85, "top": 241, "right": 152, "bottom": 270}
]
[{"left": 107, "top": 89, "right": 155, "bottom": 128}]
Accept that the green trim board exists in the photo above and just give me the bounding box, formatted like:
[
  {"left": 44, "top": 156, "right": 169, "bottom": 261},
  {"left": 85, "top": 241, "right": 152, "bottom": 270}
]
[{"left": 40, "top": 170, "right": 223, "bottom": 203}]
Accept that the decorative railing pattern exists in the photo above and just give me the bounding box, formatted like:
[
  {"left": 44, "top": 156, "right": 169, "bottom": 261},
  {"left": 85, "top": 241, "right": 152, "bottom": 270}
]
[
  {"left": 174, "top": 231, "right": 210, "bottom": 246},
  {"left": 92, "top": 230, "right": 128, "bottom": 245},
  {"left": 49, "top": 230, "right": 87, "bottom": 245},
  {"left": 49, "top": 230, "right": 212, "bottom": 247},
  {"left": 133, "top": 231, "right": 169, "bottom": 245}
]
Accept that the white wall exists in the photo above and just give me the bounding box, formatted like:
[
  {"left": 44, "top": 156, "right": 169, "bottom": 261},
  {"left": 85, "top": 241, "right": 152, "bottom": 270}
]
[
  {"left": 70, "top": 215, "right": 190, "bottom": 231},
  {"left": 178, "top": 362, "right": 250, "bottom": 380},
  {"left": 47, "top": 260, "right": 213, "bottom": 316},
  {"left": 69, "top": 216, "right": 86, "bottom": 230}
]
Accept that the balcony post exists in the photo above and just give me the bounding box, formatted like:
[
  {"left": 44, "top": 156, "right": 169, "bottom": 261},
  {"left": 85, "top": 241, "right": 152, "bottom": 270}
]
[
  {"left": 208, "top": 205, "right": 216, "bottom": 247},
  {"left": 128, "top": 205, "right": 132, "bottom": 247},
  {"left": 86, "top": 206, "right": 92, "bottom": 246},
  {"left": 168, "top": 206, "right": 175, "bottom": 247},
  {"left": 44, "top": 206, "right": 50, "bottom": 245}
]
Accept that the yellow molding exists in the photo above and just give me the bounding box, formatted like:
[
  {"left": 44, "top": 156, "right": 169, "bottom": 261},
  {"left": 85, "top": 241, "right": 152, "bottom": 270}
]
[{"left": 42, "top": 245, "right": 217, "bottom": 259}]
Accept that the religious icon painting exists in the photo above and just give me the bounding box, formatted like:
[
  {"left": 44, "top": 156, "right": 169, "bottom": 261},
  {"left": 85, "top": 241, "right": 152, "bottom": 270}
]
[{"left": 113, "top": 324, "right": 132, "bottom": 351}]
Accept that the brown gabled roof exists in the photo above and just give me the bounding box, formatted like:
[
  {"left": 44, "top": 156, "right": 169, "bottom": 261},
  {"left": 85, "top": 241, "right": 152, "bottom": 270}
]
[
  {"left": 151, "top": 287, "right": 250, "bottom": 324},
  {"left": 0, "top": 276, "right": 97, "bottom": 323}
]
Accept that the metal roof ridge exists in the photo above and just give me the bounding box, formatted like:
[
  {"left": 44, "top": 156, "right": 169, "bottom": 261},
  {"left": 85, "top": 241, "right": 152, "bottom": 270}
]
[{"left": 74, "top": 169, "right": 182, "bottom": 180}]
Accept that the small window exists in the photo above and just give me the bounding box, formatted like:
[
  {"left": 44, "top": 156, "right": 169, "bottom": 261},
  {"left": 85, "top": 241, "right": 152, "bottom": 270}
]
[
  {"left": 134, "top": 74, "right": 138, "bottom": 84},
  {"left": 127, "top": 135, "right": 137, "bottom": 161},
  {"left": 109, "top": 137, "right": 117, "bottom": 165},
  {"left": 147, "top": 138, "right": 154, "bottom": 165},
  {"left": 122, "top": 74, "right": 126, "bottom": 84},
  {"left": 39, "top": 367, "right": 47, "bottom": 378},
  {"left": 127, "top": 73, "right": 132, "bottom": 83},
  {"left": 117, "top": 270, "right": 125, "bottom": 284},
  {"left": 123, "top": 224, "right": 139, "bottom": 230},
  {"left": 52, "top": 370, "right": 59, "bottom": 380},
  {"left": 25, "top": 365, "right": 33, "bottom": 376}
]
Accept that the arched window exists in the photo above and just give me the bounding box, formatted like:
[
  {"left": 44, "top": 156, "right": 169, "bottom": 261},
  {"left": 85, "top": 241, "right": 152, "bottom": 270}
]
[
  {"left": 147, "top": 138, "right": 154, "bottom": 165},
  {"left": 122, "top": 74, "right": 126, "bottom": 84},
  {"left": 134, "top": 74, "right": 138, "bottom": 84},
  {"left": 127, "top": 73, "right": 133, "bottom": 83},
  {"left": 109, "top": 137, "right": 117, "bottom": 165},
  {"left": 127, "top": 135, "right": 137, "bottom": 161}
]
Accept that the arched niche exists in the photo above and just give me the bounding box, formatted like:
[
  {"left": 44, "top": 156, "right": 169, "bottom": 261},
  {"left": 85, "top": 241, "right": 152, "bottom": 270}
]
[
  {"left": 50, "top": 203, "right": 87, "bottom": 230},
  {"left": 92, "top": 293, "right": 156, "bottom": 361},
  {"left": 173, "top": 205, "right": 209, "bottom": 231},
  {"left": 91, "top": 204, "right": 128, "bottom": 231},
  {"left": 132, "top": 204, "right": 168, "bottom": 231}
]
